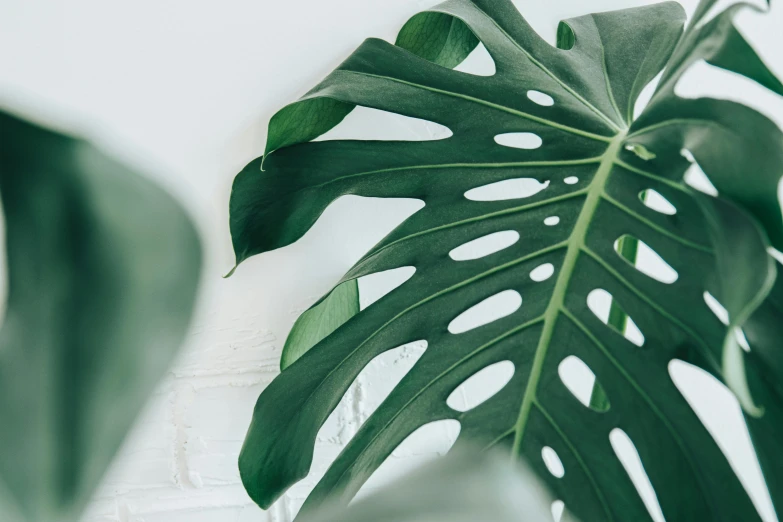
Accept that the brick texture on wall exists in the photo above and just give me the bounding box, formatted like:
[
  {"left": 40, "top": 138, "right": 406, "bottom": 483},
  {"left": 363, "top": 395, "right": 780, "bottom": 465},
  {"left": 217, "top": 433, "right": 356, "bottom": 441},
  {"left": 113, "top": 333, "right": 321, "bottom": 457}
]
[{"left": 83, "top": 312, "right": 448, "bottom": 522}]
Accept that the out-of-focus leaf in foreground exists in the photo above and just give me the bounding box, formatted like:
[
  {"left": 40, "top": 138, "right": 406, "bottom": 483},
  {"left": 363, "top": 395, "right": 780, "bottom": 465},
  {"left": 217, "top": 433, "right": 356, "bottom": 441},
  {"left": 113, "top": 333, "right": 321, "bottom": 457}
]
[
  {"left": 0, "top": 110, "right": 201, "bottom": 522},
  {"left": 299, "top": 448, "right": 568, "bottom": 522}
]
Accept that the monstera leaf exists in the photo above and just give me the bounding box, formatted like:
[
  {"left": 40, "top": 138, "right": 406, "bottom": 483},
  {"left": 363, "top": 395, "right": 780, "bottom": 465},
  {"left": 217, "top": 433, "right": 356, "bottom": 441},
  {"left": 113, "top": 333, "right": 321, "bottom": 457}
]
[
  {"left": 229, "top": 0, "right": 783, "bottom": 520},
  {"left": 0, "top": 110, "right": 201, "bottom": 521}
]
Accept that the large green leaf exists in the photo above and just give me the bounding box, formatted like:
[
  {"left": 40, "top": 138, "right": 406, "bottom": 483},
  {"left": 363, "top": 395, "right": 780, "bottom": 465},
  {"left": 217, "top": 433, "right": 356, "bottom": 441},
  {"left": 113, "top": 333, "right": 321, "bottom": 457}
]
[
  {"left": 229, "top": 1, "right": 783, "bottom": 520},
  {"left": 0, "top": 110, "right": 202, "bottom": 522}
]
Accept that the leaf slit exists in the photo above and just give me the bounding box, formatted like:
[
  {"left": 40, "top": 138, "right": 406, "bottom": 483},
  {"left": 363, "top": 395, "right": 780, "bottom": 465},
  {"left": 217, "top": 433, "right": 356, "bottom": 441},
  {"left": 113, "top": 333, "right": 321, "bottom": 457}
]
[
  {"left": 609, "top": 428, "right": 666, "bottom": 522},
  {"left": 557, "top": 355, "right": 611, "bottom": 412},
  {"left": 446, "top": 360, "right": 514, "bottom": 412},
  {"left": 586, "top": 289, "right": 645, "bottom": 347},
  {"left": 448, "top": 290, "right": 522, "bottom": 334}
]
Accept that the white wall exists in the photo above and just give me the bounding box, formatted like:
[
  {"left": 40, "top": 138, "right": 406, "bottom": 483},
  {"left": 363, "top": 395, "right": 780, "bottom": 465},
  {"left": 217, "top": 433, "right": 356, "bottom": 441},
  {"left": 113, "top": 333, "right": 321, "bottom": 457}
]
[{"left": 1, "top": 0, "right": 782, "bottom": 521}]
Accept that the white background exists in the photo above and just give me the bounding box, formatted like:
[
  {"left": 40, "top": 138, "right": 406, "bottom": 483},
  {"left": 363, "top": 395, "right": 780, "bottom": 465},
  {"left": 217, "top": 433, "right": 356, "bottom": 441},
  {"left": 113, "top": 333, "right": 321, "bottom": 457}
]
[{"left": 1, "top": 0, "right": 782, "bottom": 521}]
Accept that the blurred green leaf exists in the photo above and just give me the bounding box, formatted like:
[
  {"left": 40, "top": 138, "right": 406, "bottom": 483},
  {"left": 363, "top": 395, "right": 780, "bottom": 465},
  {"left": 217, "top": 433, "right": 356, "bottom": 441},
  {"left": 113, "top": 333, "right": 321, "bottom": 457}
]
[
  {"left": 299, "top": 448, "right": 567, "bottom": 522},
  {"left": 0, "top": 110, "right": 201, "bottom": 521}
]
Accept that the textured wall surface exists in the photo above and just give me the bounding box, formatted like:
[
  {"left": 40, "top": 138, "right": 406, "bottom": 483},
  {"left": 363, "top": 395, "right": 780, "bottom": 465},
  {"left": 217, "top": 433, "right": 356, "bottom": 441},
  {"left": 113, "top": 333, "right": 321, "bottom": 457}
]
[{"left": 1, "top": 0, "right": 782, "bottom": 520}]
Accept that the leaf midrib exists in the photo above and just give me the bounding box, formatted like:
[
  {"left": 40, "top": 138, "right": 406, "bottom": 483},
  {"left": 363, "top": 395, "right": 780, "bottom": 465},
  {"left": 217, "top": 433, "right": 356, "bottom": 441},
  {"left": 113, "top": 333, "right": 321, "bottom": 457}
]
[
  {"left": 506, "top": 132, "right": 723, "bottom": 520},
  {"left": 308, "top": 129, "right": 721, "bottom": 510},
  {"left": 561, "top": 308, "right": 719, "bottom": 512},
  {"left": 308, "top": 135, "right": 629, "bottom": 506},
  {"left": 511, "top": 132, "right": 627, "bottom": 453},
  {"left": 310, "top": 134, "right": 630, "bottom": 515}
]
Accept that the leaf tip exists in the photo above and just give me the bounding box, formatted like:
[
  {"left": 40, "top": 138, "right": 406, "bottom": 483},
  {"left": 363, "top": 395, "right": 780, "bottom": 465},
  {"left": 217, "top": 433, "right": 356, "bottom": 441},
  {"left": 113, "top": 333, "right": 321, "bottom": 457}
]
[{"left": 223, "top": 265, "right": 238, "bottom": 279}]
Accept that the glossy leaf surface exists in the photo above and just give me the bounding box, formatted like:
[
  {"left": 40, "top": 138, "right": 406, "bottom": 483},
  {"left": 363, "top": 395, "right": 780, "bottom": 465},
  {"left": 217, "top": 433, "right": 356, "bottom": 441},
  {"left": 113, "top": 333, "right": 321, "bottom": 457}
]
[{"left": 229, "top": 1, "right": 783, "bottom": 520}]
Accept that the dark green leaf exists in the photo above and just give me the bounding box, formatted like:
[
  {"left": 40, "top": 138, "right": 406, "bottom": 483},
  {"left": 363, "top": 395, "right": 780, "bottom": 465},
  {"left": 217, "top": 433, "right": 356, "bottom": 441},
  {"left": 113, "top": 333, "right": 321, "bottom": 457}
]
[
  {"left": 230, "top": 1, "right": 783, "bottom": 520},
  {"left": 282, "top": 279, "right": 359, "bottom": 370},
  {"left": 0, "top": 110, "right": 201, "bottom": 522}
]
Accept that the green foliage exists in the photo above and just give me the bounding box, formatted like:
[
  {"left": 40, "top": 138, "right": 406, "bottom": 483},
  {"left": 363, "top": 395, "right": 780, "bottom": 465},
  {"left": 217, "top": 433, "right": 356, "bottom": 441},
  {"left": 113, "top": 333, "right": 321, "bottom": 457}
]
[
  {"left": 229, "top": 1, "right": 783, "bottom": 520},
  {"left": 281, "top": 279, "right": 358, "bottom": 370},
  {"left": 0, "top": 110, "right": 201, "bottom": 522}
]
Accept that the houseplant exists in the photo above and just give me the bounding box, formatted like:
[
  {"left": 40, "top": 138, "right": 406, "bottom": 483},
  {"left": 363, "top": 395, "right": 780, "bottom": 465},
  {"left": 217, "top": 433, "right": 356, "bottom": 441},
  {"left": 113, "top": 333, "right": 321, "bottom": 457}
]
[{"left": 228, "top": 0, "right": 783, "bottom": 520}]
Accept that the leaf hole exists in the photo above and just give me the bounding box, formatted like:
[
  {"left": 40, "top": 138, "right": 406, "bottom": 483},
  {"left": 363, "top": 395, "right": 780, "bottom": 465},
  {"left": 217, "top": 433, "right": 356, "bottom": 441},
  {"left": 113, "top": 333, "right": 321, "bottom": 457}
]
[
  {"left": 587, "top": 289, "right": 645, "bottom": 347},
  {"left": 446, "top": 360, "right": 515, "bottom": 412},
  {"left": 465, "top": 178, "right": 549, "bottom": 201},
  {"left": 448, "top": 290, "right": 522, "bottom": 334},
  {"left": 682, "top": 150, "right": 718, "bottom": 196},
  {"left": 613, "top": 235, "right": 678, "bottom": 284},
  {"left": 639, "top": 189, "right": 676, "bottom": 215},
  {"left": 684, "top": 166, "right": 718, "bottom": 196},
  {"left": 449, "top": 231, "right": 519, "bottom": 261},
  {"left": 734, "top": 328, "right": 751, "bottom": 352},
  {"left": 556, "top": 21, "right": 575, "bottom": 50},
  {"left": 563, "top": 176, "right": 579, "bottom": 185},
  {"left": 710, "top": 312, "right": 750, "bottom": 352},
  {"left": 551, "top": 500, "right": 565, "bottom": 522},
  {"left": 558, "top": 355, "right": 611, "bottom": 412},
  {"left": 359, "top": 266, "right": 416, "bottom": 310},
  {"left": 494, "top": 132, "right": 543, "bottom": 150},
  {"left": 541, "top": 446, "right": 565, "bottom": 478},
  {"left": 527, "top": 90, "right": 555, "bottom": 106},
  {"left": 633, "top": 71, "right": 663, "bottom": 120},
  {"left": 609, "top": 428, "right": 666, "bottom": 522},
  {"left": 703, "top": 291, "right": 729, "bottom": 325},
  {"left": 768, "top": 246, "right": 783, "bottom": 265},
  {"left": 544, "top": 216, "right": 560, "bottom": 226},
  {"left": 530, "top": 263, "right": 555, "bottom": 282}
]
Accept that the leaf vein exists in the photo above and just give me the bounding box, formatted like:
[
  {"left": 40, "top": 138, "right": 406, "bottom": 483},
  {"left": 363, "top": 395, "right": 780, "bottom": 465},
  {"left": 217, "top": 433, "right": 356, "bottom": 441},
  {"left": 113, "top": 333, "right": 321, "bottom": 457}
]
[
  {"left": 534, "top": 401, "right": 616, "bottom": 521},
  {"left": 580, "top": 245, "right": 721, "bottom": 372},
  {"left": 352, "top": 71, "right": 614, "bottom": 142},
  {"left": 601, "top": 194, "right": 713, "bottom": 253},
  {"left": 561, "top": 307, "right": 721, "bottom": 518}
]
